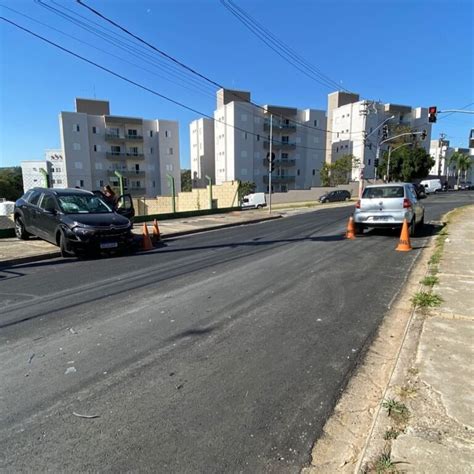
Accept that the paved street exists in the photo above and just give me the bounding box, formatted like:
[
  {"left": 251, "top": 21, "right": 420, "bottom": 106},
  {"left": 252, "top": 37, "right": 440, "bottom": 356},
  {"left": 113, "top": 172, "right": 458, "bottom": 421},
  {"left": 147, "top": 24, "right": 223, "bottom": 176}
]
[{"left": 0, "top": 192, "right": 472, "bottom": 472}]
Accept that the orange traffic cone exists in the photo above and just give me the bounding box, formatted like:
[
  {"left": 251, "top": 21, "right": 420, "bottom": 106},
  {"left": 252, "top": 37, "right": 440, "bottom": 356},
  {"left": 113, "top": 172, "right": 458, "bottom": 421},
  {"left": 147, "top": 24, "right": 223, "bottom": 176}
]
[
  {"left": 346, "top": 216, "right": 356, "bottom": 239},
  {"left": 396, "top": 219, "right": 412, "bottom": 252},
  {"left": 142, "top": 222, "right": 154, "bottom": 251},
  {"left": 152, "top": 219, "right": 161, "bottom": 241}
]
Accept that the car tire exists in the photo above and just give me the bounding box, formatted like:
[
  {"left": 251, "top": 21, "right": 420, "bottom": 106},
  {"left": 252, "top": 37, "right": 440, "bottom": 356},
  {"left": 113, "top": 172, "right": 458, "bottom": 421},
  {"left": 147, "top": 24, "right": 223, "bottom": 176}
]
[
  {"left": 416, "top": 214, "right": 425, "bottom": 232},
  {"left": 15, "top": 216, "right": 30, "bottom": 240},
  {"left": 59, "top": 232, "right": 74, "bottom": 258}
]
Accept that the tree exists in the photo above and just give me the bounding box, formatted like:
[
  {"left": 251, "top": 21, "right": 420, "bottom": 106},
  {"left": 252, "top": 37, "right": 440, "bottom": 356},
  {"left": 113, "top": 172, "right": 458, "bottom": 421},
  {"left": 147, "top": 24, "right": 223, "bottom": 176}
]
[
  {"left": 180, "top": 169, "right": 192, "bottom": 192},
  {"left": 379, "top": 146, "right": 434, "bottom": 182},
  {"left": 451, "top": 151, "right": 472, "bottom": 186},
  {"left": 320, "top": 155, "right": 357, "bottom": 186},
  {"left": 0, "top": 167, "right": 23, "bottom": 201},
  {"left": 238, "top": 181, "right": 256, "bottom": 201}
]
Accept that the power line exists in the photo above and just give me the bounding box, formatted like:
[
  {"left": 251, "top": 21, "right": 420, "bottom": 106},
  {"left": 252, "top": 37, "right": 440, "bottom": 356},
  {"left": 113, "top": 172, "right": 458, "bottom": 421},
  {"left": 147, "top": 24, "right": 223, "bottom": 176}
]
[
  {"left": 34, "top": 0, "right": 217, "bottom": 97},
  {"left": 74, "top": 0, "right": 364, "bottom": 137},
  {"left": 2, "top": 4, "right": 217, "bottom": 100},
  {"left": 438, "top": 102, "right": 474, "bottom": 121},
  {"left": 1, "top": 16, "right": 352, "bottom": 155},
  {"left": 220, "top": 0, "right": 344, "bottom": 92}
]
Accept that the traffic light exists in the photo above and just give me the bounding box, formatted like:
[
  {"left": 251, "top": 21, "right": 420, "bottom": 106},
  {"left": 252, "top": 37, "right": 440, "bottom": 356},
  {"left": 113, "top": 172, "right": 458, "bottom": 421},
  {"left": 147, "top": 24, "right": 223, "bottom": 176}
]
[
  {"left": 382, "top": 125, "right": 389, "bottom": 140},
  {"left": 374, "top": 159, "right": 379, "bottom": 168},
  {"left": 421, "top": 129, "right": 427, "bottom": 140},
  {"left": 428, "top": 106, "right": 437, "bottom": 123},
  {"left": 267, "top": 152, "right": 275, "bottom": 173}
]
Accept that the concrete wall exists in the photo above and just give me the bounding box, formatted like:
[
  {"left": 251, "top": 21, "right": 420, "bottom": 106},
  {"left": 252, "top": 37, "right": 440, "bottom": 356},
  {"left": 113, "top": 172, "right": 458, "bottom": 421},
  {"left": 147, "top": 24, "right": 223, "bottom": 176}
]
[
  {"left": 133, "top": 181, "right": 239, "bottom": 216},
  {"left": 264, "top": 183, "right": 359, "bottom": 204}
]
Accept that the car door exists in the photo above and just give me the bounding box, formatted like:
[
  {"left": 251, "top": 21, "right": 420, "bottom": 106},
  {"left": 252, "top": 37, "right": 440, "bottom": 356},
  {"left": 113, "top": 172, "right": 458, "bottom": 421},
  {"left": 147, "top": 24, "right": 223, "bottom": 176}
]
[
  {"left": 27, "top": 191, "right": 46, "bottom": 235},
  {"left": 116, "top": 194, "right": 135, "bottom": 221},
  {"left": 407, "top": 185, "right": 423, "bottom": 223},
  {"left": 37, "top": 194, "right": 60, "bottom": 243}
]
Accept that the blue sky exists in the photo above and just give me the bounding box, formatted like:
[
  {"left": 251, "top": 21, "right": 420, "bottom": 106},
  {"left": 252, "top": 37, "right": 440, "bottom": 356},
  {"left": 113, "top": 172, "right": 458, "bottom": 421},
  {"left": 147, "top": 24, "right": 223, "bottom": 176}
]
[{"left": 1, "top": 0, "right": 473, "bottom": 169}]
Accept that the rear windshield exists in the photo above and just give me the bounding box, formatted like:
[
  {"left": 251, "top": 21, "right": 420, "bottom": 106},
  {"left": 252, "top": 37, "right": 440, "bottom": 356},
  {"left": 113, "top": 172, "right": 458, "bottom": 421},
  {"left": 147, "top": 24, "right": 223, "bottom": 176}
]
[
  {"left": 362, "top": 186, "right": 404, "bottom": 199},
  {"left": 58, "top": 194, "right": 112, "bottom": 214}
]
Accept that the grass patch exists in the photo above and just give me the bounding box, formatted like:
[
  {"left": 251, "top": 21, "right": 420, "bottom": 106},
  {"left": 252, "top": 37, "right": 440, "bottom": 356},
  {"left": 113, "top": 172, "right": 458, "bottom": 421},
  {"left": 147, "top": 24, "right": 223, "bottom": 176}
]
[
  {"left": 411, "top": 291, "right": 443, "bottom": 308},
  {"left": 383, "top": 428, "right": 400, "bottom": 440},
  {"left": 428, "top": 252, "right": 442, "bottom": 265},
  {"left": 374, "top": 452, "right": 399, "bottom": 473},
  {"left": 408, "top": 367, "right": 419, "bottom": 376},
  {"left": 382, "top": 398, "right": 410, "bottom": 424},
  {"left": 421, "top": 275, "right": 439, "bottom": 287},
  {"left": 397, "top": 385, "right": 418, "bottom": 399}
]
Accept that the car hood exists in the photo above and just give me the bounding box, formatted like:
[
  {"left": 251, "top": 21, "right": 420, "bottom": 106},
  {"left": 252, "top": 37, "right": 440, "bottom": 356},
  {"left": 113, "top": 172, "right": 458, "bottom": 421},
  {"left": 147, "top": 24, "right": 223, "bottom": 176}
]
[{"left": 62, "top": 213, "right": 130, "bottom": 228}]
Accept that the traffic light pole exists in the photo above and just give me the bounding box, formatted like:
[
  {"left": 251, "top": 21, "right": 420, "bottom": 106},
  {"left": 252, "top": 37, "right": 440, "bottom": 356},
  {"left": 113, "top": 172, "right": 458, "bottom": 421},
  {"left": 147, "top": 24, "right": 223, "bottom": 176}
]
[{"left": 268, "top": 114, "right": 273, "bottom": 214}]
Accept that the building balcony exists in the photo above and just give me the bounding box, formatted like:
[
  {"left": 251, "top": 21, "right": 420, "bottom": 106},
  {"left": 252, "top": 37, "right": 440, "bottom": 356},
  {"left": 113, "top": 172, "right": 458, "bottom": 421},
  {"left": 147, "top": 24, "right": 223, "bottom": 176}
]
[
  {"left": 128, "top": 187, "right": 146, "bottom": 194},
  {"left": 263, "top": 121, "right": 296, "bottom": 132},
  {"left": 106, "top": 152, "right": 145, "bottom": 160},
  {"left": 105, "top": 133, "right": 125, "bottom": 141},
  {"left": 262, "top": 158, "right": 296, "bottom": 167},
  {"left": 263, "top": 174, "right": 296, "bottom": 184},
  {"left": 125, "top": 134, "right": 143, "bottom": 140},
  {"left": 263, "top": 140, "right": 297, "bottom": 150},
  {"left": 108, "top": 169, "right": 146, "bottom": 178}
]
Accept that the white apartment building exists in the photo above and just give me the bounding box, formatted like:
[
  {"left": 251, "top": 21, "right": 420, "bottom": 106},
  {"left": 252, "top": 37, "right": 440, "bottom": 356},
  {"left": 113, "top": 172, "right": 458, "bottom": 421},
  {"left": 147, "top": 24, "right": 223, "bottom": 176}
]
[
  {"left": 22, "top": 98, "right": 181, "bottom": 197},
  {"left": 210, "top": 89, "right": 326, "bottom": 193},
  {"left": 429, "top": 138, "right": 454, "bottom": 177},
  {"left": 327, "top": 92, "right": 432, "bottom": 181},
  {"left": 189, "top": 117, "right": 215, "bottom": 187}
]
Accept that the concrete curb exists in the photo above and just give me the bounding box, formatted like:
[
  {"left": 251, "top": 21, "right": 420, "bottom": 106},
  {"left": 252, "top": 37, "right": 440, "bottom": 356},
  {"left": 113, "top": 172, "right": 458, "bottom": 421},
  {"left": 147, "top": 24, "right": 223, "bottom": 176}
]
[{"left": 0, "top": 214, "right": 282, "bottom": 268}]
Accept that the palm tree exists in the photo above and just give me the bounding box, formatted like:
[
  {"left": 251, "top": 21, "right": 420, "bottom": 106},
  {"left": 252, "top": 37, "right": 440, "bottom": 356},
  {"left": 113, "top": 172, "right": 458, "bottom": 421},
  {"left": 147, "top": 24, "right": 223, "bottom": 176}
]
[{"left": 453, "top": 152, "right": 472, "bottom": 187}]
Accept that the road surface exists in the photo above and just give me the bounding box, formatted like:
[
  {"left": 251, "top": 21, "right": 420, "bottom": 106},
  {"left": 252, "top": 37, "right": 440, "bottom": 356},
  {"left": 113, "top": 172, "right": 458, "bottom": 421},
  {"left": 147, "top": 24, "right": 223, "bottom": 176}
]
[{"left": 1, "top": 192, "right": 472, "bottom": 472}]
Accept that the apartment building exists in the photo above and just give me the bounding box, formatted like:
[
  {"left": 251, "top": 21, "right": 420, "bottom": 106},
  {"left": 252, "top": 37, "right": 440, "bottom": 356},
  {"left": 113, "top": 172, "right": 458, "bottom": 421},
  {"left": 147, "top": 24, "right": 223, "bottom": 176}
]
[
  {"left": 22, "top": 98, "right": 180, "bottom": 197},
  {"left": 326, "top": 91, "right": 432, "bottom": 181},
  {"left": 210, "top": 89, "right": 326, "bottom": 193},
  {"left": 189, "top": 117, "right": 215, "bottom": 187}
]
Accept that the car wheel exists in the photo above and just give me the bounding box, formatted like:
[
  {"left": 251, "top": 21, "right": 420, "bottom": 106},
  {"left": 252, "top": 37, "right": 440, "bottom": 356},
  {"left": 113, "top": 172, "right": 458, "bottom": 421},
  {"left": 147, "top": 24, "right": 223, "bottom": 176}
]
[
  {"left": 15, "top": 216, "right": 30, "bottom": 240},
  {"left": 416, "top": 214, "right": 425, "bottom": 231},
  {"left": 59, "top": 232, "right": 74, "bottom": 258}
]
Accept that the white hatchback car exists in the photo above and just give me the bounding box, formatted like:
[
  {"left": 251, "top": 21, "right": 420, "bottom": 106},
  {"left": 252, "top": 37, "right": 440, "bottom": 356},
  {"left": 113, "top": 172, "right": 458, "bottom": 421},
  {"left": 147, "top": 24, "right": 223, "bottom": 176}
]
[{"left": 353, "top": 183, "right": 425, "bottom": 236}]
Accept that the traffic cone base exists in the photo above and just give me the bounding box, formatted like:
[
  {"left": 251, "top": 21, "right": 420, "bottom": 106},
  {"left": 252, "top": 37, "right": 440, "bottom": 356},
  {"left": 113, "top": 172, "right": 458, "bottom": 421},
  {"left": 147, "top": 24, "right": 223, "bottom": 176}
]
[
  {"left": 152, "top": 219, "right": 161, "bottom": 241},
  {"left": 142, "top": 223, "right": 154, "bottom": 251},
  {"left": 396, "top": 219, "right": 412, "bottom": 252},
  {"left": 346, "top": 216, "right": 356, "bottom": 239}
]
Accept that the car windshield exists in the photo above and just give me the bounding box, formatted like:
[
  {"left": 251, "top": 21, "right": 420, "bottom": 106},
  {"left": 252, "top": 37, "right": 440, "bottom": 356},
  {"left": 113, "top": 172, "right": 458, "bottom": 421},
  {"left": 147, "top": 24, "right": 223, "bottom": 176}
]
[
  {"left": 362, "top": 186, "right": 404, "bottom": 199},
  {"left": 57, "top": 194, "right": 112, "bottom": 214}
]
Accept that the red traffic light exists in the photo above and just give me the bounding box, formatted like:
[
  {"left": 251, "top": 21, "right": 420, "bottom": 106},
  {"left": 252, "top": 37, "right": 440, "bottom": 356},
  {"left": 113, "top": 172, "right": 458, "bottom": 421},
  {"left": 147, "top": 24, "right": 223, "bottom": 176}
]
[
  {"left": 429, "top": 106, "right": 437, "bottom": 114},
  {"left": 428, "top": 106, "right": 437, "bottom": 123}
]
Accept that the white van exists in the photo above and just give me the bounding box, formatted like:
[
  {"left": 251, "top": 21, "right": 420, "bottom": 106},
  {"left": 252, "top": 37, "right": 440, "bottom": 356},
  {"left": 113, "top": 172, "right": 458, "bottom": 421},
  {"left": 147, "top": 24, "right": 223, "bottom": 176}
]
[
  {"left": 241, "top": 193, "right": 267, "bottom": 209},
  {"left": 420, "top": 179, "right": 442, "bottom": 194}
]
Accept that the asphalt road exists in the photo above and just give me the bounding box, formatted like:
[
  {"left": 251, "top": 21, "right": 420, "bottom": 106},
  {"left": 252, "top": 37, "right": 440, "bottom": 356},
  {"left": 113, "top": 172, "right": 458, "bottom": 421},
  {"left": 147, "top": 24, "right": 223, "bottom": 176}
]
[{"left": 1, "top": 192, "right": 472, "bottom": 473}]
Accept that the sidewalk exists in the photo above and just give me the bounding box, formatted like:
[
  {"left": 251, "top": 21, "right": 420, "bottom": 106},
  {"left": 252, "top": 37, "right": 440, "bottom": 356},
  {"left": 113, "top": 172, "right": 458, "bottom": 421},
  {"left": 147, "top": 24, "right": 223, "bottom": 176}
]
[{"left": 304, "top": 205, "right": 473, "bottom": 473}]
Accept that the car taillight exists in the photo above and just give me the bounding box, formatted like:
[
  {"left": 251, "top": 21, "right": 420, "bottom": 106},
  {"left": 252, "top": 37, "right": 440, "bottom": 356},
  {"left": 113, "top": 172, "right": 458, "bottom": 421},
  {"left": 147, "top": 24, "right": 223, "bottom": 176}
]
[
  {"left": 355, "top": 200, "right": 361, "bottom": 209},
  {"left": 403, "top": 198, "right": 412, "bottom": 209}
]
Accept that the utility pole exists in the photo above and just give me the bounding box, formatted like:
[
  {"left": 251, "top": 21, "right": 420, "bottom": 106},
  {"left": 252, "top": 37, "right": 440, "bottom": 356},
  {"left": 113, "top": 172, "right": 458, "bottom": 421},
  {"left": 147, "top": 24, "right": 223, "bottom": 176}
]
[{"left": 268, "top": 114, "right": 273, "bottom": 214}]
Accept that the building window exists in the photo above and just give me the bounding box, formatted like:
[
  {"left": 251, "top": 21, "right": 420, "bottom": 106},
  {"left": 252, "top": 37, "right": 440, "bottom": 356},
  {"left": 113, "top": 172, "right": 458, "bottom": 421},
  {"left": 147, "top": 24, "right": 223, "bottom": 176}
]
[
  {"left": 76, "top": 179, "right": 84, "bottom": 188},
  {"left": 73, "top": 143, "right": 81, "bottom": 151},
  {"left": 150, "top": 147, "right": 154, "bottom": 154},
  {"left": 166, "top": 164, "right": 173, "bottom": 172},
  {"left": 152, "top": 180, "right": 156, "bottom": 188},
  {"left": 129, "top": 147, "right": 139, "bottom": 156},
  {"left": 168, "top": 147, "right": 173, "bottom": 155},
  {"left": 128, "top": 129, "right": 138, "bottom": 137},
  {"left": 93, "top": 145, "right": 97, "bottom": 152},
  {"left": 111, "top": 145, "right": 121, "bottom": 154},
  {"left": 92, "top": 126, "right": 97, "bottom": 134},
  {"left": 368, "top": 159, "right": 371, "bottom": 165},
  {"left": 149, "top": 130, "right": 153, "bottom": 137},
  {"left": 54, "top": 167, "right": 61, "bottom": 172},
  {"left": 257, "top": 134, "right": 260, "bottom": 141},
  {"left": 314, "top": 119, "right": 319, "bottom": 127},
  {"left": 297, "top": 169, "right": 300, "bottom": 176},
  {"left": 241, "top": 150, "right": 247, "bottom": 158},
  {"left": 56, "top": 179, "right": 62, "bottom": 184},
  {"left": 312, "top": 169, "right": 316, "bottom": 176},
  {"left": 73, "top": 124, "right": 80, "bottom": 132},
  {"left": 282, "top": 136, "right": 289, "bottom": 143},
  {"left": 336, "top": 146, "right": 339, "bottom": 152},
  {"left": 74, "top": 162, "right": 83, "bottom": 169},
  {"left": 282, "top": 153, "right": 289, "bottom": 160}
]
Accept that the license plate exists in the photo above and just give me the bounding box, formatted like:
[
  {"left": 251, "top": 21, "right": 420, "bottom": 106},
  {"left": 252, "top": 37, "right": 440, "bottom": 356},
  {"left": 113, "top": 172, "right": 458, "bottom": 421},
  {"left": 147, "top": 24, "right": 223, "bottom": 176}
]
[
  {"left": 374, "top": 216, "right": 389, "bottom": 221},
  {"left": 100, "top": 242, "right": 118, "bottom": 249}
]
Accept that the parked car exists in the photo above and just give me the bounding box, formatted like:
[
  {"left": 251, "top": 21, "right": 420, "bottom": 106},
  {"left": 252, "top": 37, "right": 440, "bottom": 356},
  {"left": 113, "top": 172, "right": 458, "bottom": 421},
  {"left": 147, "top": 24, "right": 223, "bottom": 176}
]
[
  {"left": 458, "top": 182, "right": 471, "bottom": 191},
  {"left": 420, "top": 179, "right": 442, "bottom": 194},
  {"left": 241, "top": 192, "right": 267, "bottom": 209},
  {"left": 14, "top": 188, "right": 135, "bottom": 257},
  {"left": 319, "top": 190, "right": 351, "bottom": 203},
  {"left": 353, "top": 183, "right": 425, "bottom": 236}
]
